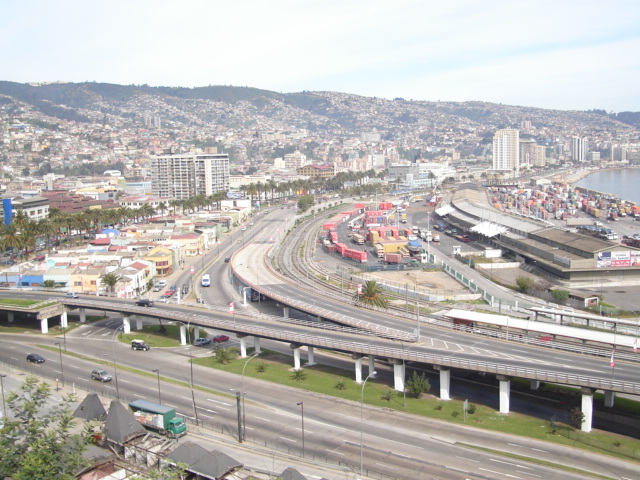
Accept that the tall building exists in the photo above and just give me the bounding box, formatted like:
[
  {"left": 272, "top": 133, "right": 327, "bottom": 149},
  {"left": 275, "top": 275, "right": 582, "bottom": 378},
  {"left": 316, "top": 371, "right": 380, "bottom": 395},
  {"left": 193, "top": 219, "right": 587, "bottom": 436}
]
[
  {"left": 571, "top": 137, "right": 588, "bottom": 162},
  {"left": 151, "top": 152, "right": 230, "bottom": 200},
  {"left": 492, "top": 129, "right": 520, "bottom": 173}
]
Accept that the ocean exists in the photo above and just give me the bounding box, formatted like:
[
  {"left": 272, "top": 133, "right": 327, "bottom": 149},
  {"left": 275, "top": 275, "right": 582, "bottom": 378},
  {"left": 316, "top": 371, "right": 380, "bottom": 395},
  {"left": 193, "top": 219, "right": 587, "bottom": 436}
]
[{"left": 574, "top": 168, "right": 640, "bottom": 204}]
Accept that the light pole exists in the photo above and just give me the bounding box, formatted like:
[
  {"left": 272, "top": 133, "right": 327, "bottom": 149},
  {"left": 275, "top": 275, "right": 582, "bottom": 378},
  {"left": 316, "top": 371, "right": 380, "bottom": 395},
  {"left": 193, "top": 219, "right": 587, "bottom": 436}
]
[
  {"left": 297, "top": 401, "right": 305, "bottom": 458},
  {"left": 54, "top": 342, "right": 64, "bottom": 387},
  {"left": 0, "top": 374, "right": 7, "bottom": 421},
  {"left": 111, "top": 326, "right": 122, "bottom": 400},
  {"left": 241, "top": 353, "right": 259, "bottom": 441},
  {"left": 360, "top": 371, "right": 377, "bottom": 477},
  {"left": 152, "top": 369, "right": 161, "bottom": 404}
]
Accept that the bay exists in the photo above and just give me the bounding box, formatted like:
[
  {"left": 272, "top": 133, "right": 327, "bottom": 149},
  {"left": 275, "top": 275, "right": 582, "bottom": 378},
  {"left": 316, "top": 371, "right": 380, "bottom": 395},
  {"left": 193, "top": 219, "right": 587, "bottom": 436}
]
[{"left": 574, "top": 168, "right": 640, "bottom": 204}]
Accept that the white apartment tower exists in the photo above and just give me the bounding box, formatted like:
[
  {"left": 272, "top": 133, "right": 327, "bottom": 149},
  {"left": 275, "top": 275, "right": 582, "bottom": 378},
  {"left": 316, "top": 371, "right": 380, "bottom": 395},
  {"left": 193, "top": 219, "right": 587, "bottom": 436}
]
[
  {"left": 492, "top": 129, "right": 520, "bottom": 173},
  {"left": 151, "top": 152, "right": 230, "bottom": 200},
  {"left": 571, "top": 137, "right": 588, "bottom": 162}
]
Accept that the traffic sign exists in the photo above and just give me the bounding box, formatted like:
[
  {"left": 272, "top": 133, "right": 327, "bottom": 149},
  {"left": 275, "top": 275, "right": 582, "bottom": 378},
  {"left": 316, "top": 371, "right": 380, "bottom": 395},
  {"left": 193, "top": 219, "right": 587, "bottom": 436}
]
[{"left": 190, "top": 265, "right": 195, "bottom": 274}]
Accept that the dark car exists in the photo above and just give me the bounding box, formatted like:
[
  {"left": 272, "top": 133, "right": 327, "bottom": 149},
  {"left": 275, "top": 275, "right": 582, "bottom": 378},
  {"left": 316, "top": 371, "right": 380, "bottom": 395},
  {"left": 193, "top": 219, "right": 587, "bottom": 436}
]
[
  {"left": 169, "top": 284, "right": 177, "bottom": 292},
  {"left": 131, "top": 339, "right": 150, "bottom": 351},
  {"left": 135, "top": 299, "right": 154, "bottom": 307},
  {"left": 224, "top": 257, "right": 231, "bottom": 263},
  {"left": 181, "top": 283, "right": 189, "bottom": 295},
  {"left": 27, "top": 353, "right": 45, "bottom": 363},
  {"left": 213, "top": 335, "right": 230, "bottom": 343},
  {"left": 91, "top": 368, "right": 112, "bottom": 382},
  {"left": 193, "top": 337, "right": 212, "bottom": 346}
]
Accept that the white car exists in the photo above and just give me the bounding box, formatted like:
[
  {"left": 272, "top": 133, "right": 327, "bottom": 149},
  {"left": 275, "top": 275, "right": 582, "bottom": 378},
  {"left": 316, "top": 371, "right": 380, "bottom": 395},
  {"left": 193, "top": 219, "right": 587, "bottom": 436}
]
[
  {"left": 65, "top": 292, "right": 79, "bottom": 299},
  {"left": 241, "top": 226, "right": 247, "bottom": 231}
]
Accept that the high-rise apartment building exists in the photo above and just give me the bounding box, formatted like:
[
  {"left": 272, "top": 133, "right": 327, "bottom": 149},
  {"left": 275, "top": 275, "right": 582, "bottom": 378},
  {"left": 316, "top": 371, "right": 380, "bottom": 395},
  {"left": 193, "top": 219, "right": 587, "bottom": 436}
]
[
  {"left": 492, "top": 129, "right": 520, "bottom": 173},
  {"left": 151, "top": 152, "right": 230, "bottom": 200},
  {"left": 571, "top": 137, "right": 588, "bottom": 162}
]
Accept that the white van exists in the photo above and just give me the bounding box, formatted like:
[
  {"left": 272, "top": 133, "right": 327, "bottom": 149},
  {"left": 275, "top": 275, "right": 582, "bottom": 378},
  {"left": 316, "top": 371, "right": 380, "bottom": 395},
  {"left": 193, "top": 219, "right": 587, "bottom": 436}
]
[{"left": 201, "top": 274, "right": 211, "bottom": 287}]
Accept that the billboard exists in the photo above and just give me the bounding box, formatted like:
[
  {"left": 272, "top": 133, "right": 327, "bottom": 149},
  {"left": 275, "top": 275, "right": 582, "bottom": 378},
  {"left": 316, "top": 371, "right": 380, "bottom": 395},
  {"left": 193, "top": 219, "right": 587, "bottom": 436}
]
[{"left": 596, "top": 250, "right": 640, "bottom": 268}]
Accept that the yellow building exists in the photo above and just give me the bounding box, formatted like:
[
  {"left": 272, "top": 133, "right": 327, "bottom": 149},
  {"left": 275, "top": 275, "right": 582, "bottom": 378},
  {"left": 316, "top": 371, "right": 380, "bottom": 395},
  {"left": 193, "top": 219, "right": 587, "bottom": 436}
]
[{"left": 143, "top": 246, "right": 174, "bottom": 277}]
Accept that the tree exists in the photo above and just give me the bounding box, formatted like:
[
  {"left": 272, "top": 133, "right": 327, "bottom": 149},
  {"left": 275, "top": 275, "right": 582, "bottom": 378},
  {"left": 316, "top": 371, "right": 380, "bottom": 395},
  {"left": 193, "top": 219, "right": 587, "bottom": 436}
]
[
  {"left": 514, "top": 275, "right": 534, "bottom": 293},
  {"left": 213, "top": 346, "right": 239, "bottom": 364},
  {"left": 353, "top": 280, "right": 389, "bottom": 309},
  {"left": 0, "top": 376, "right": 88, "bottom": 479},
  {"left": 405, "top": 371, "right": 431, "bottom": 398},
  {"left": 100, "top": 272, "right": 122, "bottom": 296},
  {"left": 551, "top": 289, "right": 570, "bottom": 304}
]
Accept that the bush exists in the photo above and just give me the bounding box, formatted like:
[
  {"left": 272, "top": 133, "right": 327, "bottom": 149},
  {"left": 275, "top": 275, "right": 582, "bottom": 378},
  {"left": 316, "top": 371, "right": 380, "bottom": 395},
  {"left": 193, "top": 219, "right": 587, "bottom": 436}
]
[
  {"left": 255, "top": 362, "right": 267, "bottom": 373},
  {"left": 467, "top": 404, "right": 477, "bottom": 414},
  {"left": 335, "top": 379, "right": 346, "bottom": 390},
  {"left": 381, "top": 390, "right": 395, "bottom": 402},
  {"left": 291, "top": 369, "right": 307, "bottom": 381},
  {"left": 451, "top": 411, "right": 460, "bottom": 418},
  {"left": 551, "top": 289, "right": 570, "bottom": 303},
  {"left": 434, "top": 401, "right": 444, "bottom": 411},
  {"left": 405, "top": 371, "right": 431, "bottom": 399},
  {"left": 515, "top": 275, "right": 535, "bottom": 293}
]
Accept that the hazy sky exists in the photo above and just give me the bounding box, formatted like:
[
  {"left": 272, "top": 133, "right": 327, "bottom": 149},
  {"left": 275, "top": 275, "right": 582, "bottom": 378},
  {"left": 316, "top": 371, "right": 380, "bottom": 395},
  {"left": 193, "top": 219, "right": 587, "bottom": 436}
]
[{"left": 2, "top": 1, "right": 639, "bottom": 112}]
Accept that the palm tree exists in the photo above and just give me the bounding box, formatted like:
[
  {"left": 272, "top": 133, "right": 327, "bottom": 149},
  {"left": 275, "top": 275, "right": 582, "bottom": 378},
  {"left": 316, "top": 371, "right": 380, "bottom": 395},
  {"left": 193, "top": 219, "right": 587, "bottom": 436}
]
[
  {"left": 100, "top": 272, "right": 123, "bottom": 297},
  {"left": 214, "top": 346, "right": 239, "bottom": 364},
  {"left": 353, "top": 280, "right": 389, "bottom": 309}
]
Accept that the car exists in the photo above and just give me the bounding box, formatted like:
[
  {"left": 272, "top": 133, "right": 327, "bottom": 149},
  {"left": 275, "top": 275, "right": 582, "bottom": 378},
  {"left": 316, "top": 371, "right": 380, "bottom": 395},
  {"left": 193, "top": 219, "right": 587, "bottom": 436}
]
[
  {"left": 224, "top": 257, "right": 231, "bottom": 263},
  {"left": 181, "top": 284, "right": 189, "bottom": 294},
  {"left": 249, "top": 221, "right": 254, "bottom": 226},
  {"left": 241, "top": 226, "right": 247, "bottom": 231},
  {"left": 131, "top": 339, "right": 150, "bottom": 351},
  {"left": 27, "top": 353, "right": 45, "bottom": 363},
  {"left": 65, "top": 292, "right": 79, "bottom": 298},
  {"left": 193, "top": 337, "right": 212, "bottom": 346},
  {"left": 213, "top": 335, "right": 230, "bottom": 343},
  {"left": 152, "top": 285, "right": 163, "bottom": 292},
  {"left": 91, "top": 368, "right": 112, "bottom": 382},
  {"left": 169, "top": 284, "right": 177, "bottom": 292},
  {"left": 156, "top": 280, "right": 167, "bottom": 288},
  {"left": 135, "top": 299, "right": 154, "bottom": 307}
]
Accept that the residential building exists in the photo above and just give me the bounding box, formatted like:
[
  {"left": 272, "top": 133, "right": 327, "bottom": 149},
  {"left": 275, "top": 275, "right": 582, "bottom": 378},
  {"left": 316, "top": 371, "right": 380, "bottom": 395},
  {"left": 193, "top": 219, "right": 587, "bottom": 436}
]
[
  {"left": 296, "top": 164, "right": 336, "bottom": 179},
  {"left": 493, "top": 129, "right": 520, "bottom": 173},
  {"left": 151, "top": 151, "right": 230, "bottom": 200},
  {"left": 571, "top": 137, "right": 589, "bottom": 163}
]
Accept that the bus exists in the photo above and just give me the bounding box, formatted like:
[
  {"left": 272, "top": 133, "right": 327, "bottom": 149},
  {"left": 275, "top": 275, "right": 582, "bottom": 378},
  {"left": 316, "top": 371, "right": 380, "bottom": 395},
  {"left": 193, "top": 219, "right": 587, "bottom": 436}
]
[{"left": 201, "top": 274, "right": 211, "bottom": 287}]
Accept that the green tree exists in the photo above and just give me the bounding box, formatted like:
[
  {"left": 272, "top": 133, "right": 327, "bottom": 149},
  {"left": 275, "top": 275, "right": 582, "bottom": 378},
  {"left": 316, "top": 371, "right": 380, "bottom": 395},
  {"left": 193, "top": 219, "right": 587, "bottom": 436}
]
[
  {"left": 405, "top": 371, "right": 431, "bottom": 398},
  {"left": 551, "top": 289, "right": 570, "bottom": 303},
  {"left": 42, "top": 280, "right": 57, "bottom": 288},
  {"left": 213, "top": 346, "right": 239, "bottom": 364},
  {"left": 100, "top": 272, "right": 122, "bottom": 296},
  {"left": 515, "top": 275, "right": 534, "bottom": 293},
  {"left": 0, "top": 376, "right": 88, "bottom": 479},
  {"left": 353, "top": 280, "right": 389, "bottom": 309}
]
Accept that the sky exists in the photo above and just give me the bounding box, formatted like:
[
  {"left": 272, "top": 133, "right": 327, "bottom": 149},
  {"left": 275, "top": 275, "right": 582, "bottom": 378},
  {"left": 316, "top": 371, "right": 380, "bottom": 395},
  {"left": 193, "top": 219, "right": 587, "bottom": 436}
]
[{"left": 1, "top": 1, "right": 639, "bottom": 112}]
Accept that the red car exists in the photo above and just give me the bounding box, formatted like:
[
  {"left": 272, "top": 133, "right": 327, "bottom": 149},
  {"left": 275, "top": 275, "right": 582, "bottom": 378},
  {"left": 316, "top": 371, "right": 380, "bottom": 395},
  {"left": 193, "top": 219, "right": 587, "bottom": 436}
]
[{"left": 213, "top": 335, "right": 230, "bottom": 343}]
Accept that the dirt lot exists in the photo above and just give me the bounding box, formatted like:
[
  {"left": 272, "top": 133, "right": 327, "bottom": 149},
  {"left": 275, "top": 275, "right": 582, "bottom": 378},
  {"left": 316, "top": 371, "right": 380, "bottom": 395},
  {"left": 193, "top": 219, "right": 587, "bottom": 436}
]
[{"left": 360, "top": 269, "right": 469, "bottom": 296}]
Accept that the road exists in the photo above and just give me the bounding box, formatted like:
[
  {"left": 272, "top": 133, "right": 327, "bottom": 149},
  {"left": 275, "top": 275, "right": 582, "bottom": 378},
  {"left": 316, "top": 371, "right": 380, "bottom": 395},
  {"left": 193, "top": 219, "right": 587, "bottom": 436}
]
[{"left": 2, "top": 326, "right": 639, "bottom": 480}]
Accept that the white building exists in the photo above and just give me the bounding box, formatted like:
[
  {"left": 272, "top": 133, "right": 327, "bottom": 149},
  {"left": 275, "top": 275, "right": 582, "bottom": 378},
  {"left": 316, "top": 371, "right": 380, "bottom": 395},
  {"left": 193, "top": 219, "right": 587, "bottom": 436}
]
[
  {"left": 493, "top": 129, "right": 520, "bottom": 173},
  {"left": 151, "top": 151, "right": 230, "bottom": 200},
  {"left": 571, "top": 137, "right": 589, "bottom": 163}
]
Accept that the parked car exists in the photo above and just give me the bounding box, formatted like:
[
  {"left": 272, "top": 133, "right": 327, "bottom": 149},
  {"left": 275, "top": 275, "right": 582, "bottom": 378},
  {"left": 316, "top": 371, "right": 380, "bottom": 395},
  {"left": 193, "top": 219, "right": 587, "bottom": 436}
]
[
  {"left": 193, "top": 337, "right": 212, "bottom": 346},
  {"left": 169, "top": 284, "right": 177, "bottom": 292},
  {"left": 131, "top": 339, "right": 150, "bottom": 351},
  {"left": 27, "top": 353, "right": 45, "bottom": 363},
  {"left": 135, "top": 299, "right": 154, "bottom": 307},
  {"left": 181, "top": 284, "right": 189, "bottom": 295},
  {"left": 156, "top": 280, "right": 167, "bottom": 288},
  {"left": 91, "top": 368, "right": 112, "bottom": 382},
  {"left": 213, "top": 335, "right": 230, "bottom": 343},
  {"left": 65, "top": 292, "right": 79, "bottom": 298},
  {"left": 152, "top": 285, "right": 163, "bottom": 292}
]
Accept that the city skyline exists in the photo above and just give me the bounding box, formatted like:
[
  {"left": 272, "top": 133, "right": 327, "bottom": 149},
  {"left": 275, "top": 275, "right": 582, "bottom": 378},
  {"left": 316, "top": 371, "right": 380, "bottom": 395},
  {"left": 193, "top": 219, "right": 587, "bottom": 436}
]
[{"left": 1, "top": 1, "right": 639, "bottom": 113}]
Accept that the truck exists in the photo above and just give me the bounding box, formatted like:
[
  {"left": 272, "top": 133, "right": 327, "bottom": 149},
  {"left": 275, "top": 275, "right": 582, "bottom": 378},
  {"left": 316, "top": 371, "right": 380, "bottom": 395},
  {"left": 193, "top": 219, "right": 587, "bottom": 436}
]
[{"left": 129, "top": 399, "right": 187, "bottom": 438}]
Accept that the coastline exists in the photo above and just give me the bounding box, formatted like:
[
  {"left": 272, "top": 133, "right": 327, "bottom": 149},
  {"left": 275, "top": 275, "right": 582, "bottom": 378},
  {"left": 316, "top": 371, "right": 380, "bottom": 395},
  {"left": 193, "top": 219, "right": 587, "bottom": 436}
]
[{"left": 552, "top": 166, "right": 640, "bottom": 203}]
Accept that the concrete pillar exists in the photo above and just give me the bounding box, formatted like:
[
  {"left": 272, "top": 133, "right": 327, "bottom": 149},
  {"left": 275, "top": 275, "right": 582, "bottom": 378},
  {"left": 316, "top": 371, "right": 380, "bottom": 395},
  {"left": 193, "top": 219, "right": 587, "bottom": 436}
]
[
  {"left": 283, "top": 306, "right": 290, "bottom": 319},
  {"left": 193, "top": 326, "right": 200, "bottom": 339},
  {"left": 368, "top": 356, "right": 375, "bottom": 376},
  {"left": 604, "top": 390, "right": 615, "bottom": 408},
  {"left": 242, "top": 288, "right": 248, "bottom": 306},
  {"left": 40, "top": 317, "right": 49, "bottom": 334},
  {"left": 436, "top": 367, "right": 450, "bottom": 401},
  {"left": 581, "top": 387, "right": 594, "bottom": 432},
  {"left": 7, "top": 312, "right": 14, "bottom": 323},
  {"left": 60, "top": 311, "right": 68, "bottom": 329},
  {"left": 179, "top": 325, "right": 187, "bottom": 346},
  {"left": 307, "top": 346, "right": 315, "bottom": 366},
  {"left": 254, "top": 337, "right": 262, "bottom": 354},
  {"left": 292, "top": 346, "right": 301, "bottom": 370},
  {"left": 354, "top": 354, "right": 363, "bottom": 383},
  {"left": 239, "top": 337, "right": 248, "bottom": 358},
  {"left": 497, "top": 375, "right": 511, "bottom": 414},
  {"left": 530, "top": 380, "right": 540, "bottom": 391},
  {"left": 135, "top": 318, "right": 143, "bottom": 330},
  {"left": 122, "top": 315, "right": 131, "bottom": 334},
  {"left": 393, "top": 362, "right": 405, "bottom": 392},
  {"left": 79, "top": 308, "right": 86, "bottom": 324}
]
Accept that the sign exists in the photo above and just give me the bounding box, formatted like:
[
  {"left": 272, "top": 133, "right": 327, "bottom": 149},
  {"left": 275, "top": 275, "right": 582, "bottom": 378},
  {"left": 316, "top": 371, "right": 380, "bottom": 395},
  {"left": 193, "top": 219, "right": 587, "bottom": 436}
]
[
  {"left": 358, "top": 283, "right": 362, "bottom": 294},
  {"left": 228, "top": 301, "right": 234, "bottom": 314},
  {"left": 190, "top": 265, "right": 195, "bottom": 275}
]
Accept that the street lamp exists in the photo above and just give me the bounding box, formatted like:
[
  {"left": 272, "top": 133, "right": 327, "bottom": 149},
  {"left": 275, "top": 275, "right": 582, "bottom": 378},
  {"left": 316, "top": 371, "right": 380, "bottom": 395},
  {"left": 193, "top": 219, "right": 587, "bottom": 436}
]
[
  {"left": 297, "top": 401, "right": 305, "bottom": 458},
  {"left": 110, "top": 326, "right": 122, "bottom": 401},
  {"left": 0, "top": 374, "right": 7, "bottom": 421},
  {"left": 152, "top": 369, "right": 161, "bottom": 404},
  {"left": 360, "top": 371, "right": 377, "bottom": 477},
  {"left": 54, "top": 342, "right": 64, "bottom": 387},
  {"left": 241, "top": 353, "right": 259, "bottom": 441}
]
